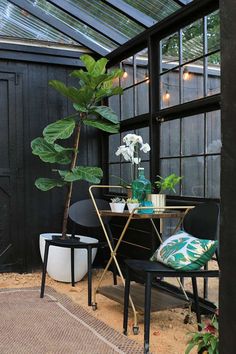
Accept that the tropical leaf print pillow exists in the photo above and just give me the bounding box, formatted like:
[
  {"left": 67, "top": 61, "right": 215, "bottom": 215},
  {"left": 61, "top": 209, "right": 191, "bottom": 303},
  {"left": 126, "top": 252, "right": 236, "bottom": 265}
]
[{"left": 150, "top": 231, "right": 218, "bottom": 270}]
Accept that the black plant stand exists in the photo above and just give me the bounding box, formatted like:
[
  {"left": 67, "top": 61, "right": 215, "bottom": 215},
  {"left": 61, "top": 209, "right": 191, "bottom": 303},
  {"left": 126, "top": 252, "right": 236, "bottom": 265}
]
[{"left": 40, "top": 237, "right": 100, "bottom": 306}]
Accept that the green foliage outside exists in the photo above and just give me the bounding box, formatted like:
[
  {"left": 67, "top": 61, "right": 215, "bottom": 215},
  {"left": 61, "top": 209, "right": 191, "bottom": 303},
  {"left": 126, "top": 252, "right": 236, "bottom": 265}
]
[
  {"left": 31, "top": 54, "right": 123, "bottom": 236},
  {"left": 155, "top": 173, "right": 182, "bottom": 194},
  {"left": 162, "top": 11, "right": 220, "bottom": 65}
]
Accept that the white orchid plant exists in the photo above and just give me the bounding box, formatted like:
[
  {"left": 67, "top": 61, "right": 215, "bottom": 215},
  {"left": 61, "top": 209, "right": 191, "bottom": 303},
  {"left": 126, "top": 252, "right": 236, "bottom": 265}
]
[{"left": 114, "top": 133, "right": 150, "bottom": 187}]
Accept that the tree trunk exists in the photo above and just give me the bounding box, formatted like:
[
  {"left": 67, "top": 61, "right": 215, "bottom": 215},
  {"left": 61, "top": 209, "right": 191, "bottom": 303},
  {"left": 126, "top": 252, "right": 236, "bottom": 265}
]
[{"left": 61, "top": 122, "right": 81, "bottom": 239}]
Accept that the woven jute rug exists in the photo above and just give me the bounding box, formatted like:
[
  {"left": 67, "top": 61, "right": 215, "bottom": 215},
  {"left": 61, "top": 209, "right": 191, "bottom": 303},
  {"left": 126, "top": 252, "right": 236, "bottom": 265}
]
[{"left": 0, "top": 287, "right": 143, "bottom": 354}]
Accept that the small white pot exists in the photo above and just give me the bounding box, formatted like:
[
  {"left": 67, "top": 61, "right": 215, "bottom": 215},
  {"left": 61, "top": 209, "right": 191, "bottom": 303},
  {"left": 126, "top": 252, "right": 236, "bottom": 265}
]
[
  {"left": 109, "top": 202, "right": 125, "bottom": 213},
  {"left": 127, "top": 203, "right": 140, "bottom": 213},
  {"left": 39, "top": 233, "right": 98, "bottom": 283},
  {"left": 147, "top": 194, "right": 166, "bottom": 212}
]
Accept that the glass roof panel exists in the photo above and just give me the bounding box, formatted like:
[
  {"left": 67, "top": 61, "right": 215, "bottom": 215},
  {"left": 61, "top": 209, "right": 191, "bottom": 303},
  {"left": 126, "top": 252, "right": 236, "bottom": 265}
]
[
  {"left": 0, "top": 0, "right": 79, "bottom": 46},
  {"left": 27, "top": 0, "right": 117, "bottom": 51},
  {"left": 124, "top": 0, "right": 181, "bottom": 22},
  {"left": 66, "top": 0, "right": 144, "bottom": 40}
]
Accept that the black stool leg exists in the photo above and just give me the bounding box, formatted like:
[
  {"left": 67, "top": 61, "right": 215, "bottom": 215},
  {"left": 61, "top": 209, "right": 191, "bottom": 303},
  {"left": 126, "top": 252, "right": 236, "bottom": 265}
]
[
  {"left": 40, "top": 241, "right": 50, "bottom": 298},
  {"left": 71, "top": 246, "right": 75, "bottom": 287},
  {"left": 192, "top": 277, "right": 201, "bottom": 330},
  {"left": 123, "top": 267, "right": 130, "bottom": 335},
  {"left": 87, "top": 245, "right": 92, "bottom": 306},
  {"left": 144, "top": 272, "right": 152, "bottom": 354}
]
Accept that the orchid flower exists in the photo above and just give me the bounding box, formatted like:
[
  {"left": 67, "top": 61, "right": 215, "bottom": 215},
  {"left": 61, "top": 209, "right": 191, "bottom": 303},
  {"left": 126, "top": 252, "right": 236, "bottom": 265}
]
[{"left": 114, "top": 133, "right": 151, "bottom": 184}]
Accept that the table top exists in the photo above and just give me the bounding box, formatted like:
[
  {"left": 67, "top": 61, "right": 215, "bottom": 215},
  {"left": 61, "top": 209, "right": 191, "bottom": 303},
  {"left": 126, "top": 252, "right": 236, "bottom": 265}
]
[{"left": 99, "top": 209, "right": 187, "bottom": 219}]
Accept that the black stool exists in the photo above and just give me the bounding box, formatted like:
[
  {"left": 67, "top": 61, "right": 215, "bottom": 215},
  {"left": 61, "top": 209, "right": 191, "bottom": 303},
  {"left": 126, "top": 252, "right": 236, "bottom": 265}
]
[{"left": 40, "top": 237, "right": 100, "bottom": 306}]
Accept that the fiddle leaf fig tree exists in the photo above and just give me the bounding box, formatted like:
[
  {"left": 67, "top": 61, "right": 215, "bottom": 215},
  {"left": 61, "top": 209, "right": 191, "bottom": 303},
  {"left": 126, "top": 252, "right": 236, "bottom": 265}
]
[{"left": 31, "top": 54, "right": 123, "bottom": 238}]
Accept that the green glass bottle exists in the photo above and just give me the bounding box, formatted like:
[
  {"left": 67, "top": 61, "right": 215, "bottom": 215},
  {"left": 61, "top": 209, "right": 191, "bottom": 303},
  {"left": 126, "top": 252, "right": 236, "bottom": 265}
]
[{"left": 131, "top": 167, "right": 152, "bottom": 203}]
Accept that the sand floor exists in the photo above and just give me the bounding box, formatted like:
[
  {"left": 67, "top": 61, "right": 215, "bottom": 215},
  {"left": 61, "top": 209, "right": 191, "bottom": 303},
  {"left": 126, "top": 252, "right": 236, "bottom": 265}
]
[{"left": 0, "top": 266, "right": 218, "bottom": 354}]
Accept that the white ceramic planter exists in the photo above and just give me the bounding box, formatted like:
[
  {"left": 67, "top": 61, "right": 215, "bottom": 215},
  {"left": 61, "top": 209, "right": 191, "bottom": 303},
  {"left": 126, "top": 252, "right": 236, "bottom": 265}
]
[
  {"left": 109, "top": 202, "right": 125, "bottom": 213},
  {"left": 39, "top": 233, "right": 98, "bottom": 283},
  {"left": 147, "top": 194, "right": 166, "bottom": 211},
  {"left": 127, "top": 203, "right": 140, "bottom": 213}
]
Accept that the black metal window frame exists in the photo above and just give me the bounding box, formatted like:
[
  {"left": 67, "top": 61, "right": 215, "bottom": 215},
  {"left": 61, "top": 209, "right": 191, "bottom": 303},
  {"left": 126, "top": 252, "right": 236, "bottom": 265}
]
[{"left": 104, "top": 0, "right": 220, "bottom": 202}]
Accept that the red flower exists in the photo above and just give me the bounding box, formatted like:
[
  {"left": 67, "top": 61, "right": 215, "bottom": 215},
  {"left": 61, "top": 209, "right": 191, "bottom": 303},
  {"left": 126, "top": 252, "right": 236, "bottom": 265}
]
[{"left": 205, "top": 323, "right": 216, "bottom": 334}]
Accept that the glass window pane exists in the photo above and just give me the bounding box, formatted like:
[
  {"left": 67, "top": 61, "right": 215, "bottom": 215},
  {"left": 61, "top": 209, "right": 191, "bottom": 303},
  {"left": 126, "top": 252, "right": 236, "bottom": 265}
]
[
  {"left": 182, "top": 60, "right": 204, "bottom": 103},
  {"left": 206, "top": 155, "right": 220, "bottom": 198},
  {"left": 67, "top": 0, "right": 143, "bottom": 39},
  {"left": 161, "top": 32, "right": 179, "bottom": 72},
  {"left": 0, "top": 0, "right": 79, "bottom": 46},
  {"left": 206, "top": 111, "right": 221, "bottom": 154},
  {"left": 161, "top": 68, "right": 180, "bottom": 108},
  {"left": 125, "top": 0, "right": 180, "bottom": 22},
  {"left": 160, "top": 119, "right": 180, "bottom": 157},
  {"left": 207, "top": 52, "right": 221, "bottom": 96},
  {"left": 136, "top": 82, "right": 149, "bottom": 116},
  {"left": 121, "top": 57, "right": 134, "bottom": 89},
  {"left": 108, "top": 95, "right": 120, "bottom": 121},
  {"left": 181, "top": 157, "right": 204, "bottom": 197},
  {"left": 182, "top": 114, "right": 204, "bottom": 155},
  {"left": 182, "top": 19, "right": 203, "bottom": 63},
  {"left": 207, "top": 10, "right": 220, "bottom": 53},
  {"left": 160, "top": 158, "right": 180, "bottom": 195},
  {"left": 109, "top": 164, "right": 121, "bottom": 193},
  {"left": 121, "top": 88, "right": 134, "bottom": 120},
  {"left": 26, "top": 0, "right": 117, "bottom": 51},
  {"left": 135, "top": 48, "right": 149, "bottom": 84},
  {"left": 137, "top": 127, "right": 150, "bottom": 161},
  {"left": 121, "top": 162, "right": 132, "bottom": 186},
  {"left": 109, "top": 134, "right": 120, "bottom": 163}
]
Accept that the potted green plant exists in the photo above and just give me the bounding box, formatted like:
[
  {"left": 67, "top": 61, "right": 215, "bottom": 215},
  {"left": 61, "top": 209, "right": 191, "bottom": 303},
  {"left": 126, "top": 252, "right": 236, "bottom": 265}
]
[
  {"left": 186, "top": 315, "right": 219, "bottom": 354},
  {"left": 31, "top": 54, "right": 123, "bottom": 282},
  {"left": 126, "top": 198, "right": 140, "bottom": 213},
  {"left": 109, "top": 197, "right": 126, "bottom": 213},
  {"left": 147, "top": 173, "right": 182, "bottom": 210}
]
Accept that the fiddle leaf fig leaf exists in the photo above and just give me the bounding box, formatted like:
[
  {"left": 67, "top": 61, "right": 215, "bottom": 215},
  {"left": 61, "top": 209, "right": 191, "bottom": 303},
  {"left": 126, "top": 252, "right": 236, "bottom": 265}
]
[
  {"left": 61, "top": 166, "right": 103, "bottom": 184},
  {"left": 43, "top": 117, "right": 76, "bottom": 144},
  {"left": 49, "top": 80, "right": 82, "bottom": 104},
  {"left": 80, "top": 54, "right": 96, "bottom": 73},
  {"left": 91, "top": 106, "right": 119, "bottom": 124},
  {"left": 83, "top": 118, "right": 120, "bottom": 133},
  {"left": 73, "top": 103, "right": 88, "bottom": 112},
  {"left": 94, "top": 86, "right": 123, "bottom": 102},
  {"left": 92, "top": 57, "right": 108, "bottom": 76},
  {"left": 35, "top": 178, "right": 66, "bottom": 191},
  {"left": 31, "top": 137, "right": 72, "bottom": 164}
]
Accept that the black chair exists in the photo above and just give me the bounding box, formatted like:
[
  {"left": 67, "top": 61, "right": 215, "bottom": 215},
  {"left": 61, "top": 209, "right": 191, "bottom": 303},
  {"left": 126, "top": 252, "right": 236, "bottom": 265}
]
[
  {"left": 40, "top": 199, "right": 117, "bottom": 305},
  {"left": 123, "top": 202, "right": 219, "bottom": 354}
]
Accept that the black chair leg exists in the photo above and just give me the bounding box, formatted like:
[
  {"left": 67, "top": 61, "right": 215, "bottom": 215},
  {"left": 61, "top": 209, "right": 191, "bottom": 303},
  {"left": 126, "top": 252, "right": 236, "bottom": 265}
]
[
  {"left": 87, "top": 246, "right": 92, "bottom": 306},
  {"left": 144, "top": 272, "right": 152, "bottom": 354},
  {"left": 203, "top": 263, "right": 208, "bottom": 299},
  {"left": 71, "top": 247, "right": 75, "bottom": 287},
  {"left": 192, "top": 277, "right": 201, "bottom": 330},
  {"left": 40, "top": 241, "right": 50, "bottom": 298},
  {"left": 123, "top": 267, "right": 130, "bottom": 335}
]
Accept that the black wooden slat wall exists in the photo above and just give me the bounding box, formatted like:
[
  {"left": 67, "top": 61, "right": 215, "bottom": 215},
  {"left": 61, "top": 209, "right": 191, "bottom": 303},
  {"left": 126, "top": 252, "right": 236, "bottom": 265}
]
[{"left": 0, "top": 59, "right": 102, "bottom": 271}]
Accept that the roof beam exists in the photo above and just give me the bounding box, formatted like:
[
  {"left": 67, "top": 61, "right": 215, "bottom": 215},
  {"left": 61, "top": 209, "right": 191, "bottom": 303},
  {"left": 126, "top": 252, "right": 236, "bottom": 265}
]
[
  {"left": 47, "top": 0, "right": 127, "bottom": 45},
  {"left": 103, "top": 0, "right": 156, "bottom": 28},
  {"left": 8, "top": 0, "right": 108, "bottom": 55}
]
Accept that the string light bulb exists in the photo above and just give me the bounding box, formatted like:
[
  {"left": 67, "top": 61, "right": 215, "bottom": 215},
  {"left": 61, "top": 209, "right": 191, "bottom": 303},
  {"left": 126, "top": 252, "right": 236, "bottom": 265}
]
[
  {"left": 164, "top": 89, "right": 170, "bottom": 100},
  {"left": 183, "top": 66, "right": 190, "bottom": 80},
  {"left": 122, "top": 69, "right": 128, "bottom": 79}
]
